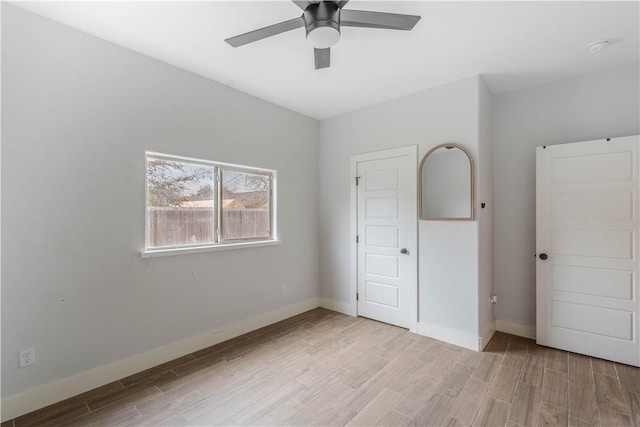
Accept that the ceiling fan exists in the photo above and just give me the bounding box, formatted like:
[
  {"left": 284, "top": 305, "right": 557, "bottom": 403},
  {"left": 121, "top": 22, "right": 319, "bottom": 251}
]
[{"left": 224, "top": 1, "right": 421, "bottom": 70}]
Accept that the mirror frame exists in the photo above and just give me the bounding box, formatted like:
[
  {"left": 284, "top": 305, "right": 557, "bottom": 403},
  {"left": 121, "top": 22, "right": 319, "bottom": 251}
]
[{"left": 418, "top": 143, "right": 475, "bottom": 221}]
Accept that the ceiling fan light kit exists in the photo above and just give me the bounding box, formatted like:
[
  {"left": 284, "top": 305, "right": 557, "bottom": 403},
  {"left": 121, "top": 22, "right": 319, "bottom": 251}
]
[
  {"left": 304, "top": 2, "right": 341, "bottom": 48},
  {"left": 224, "top": 0, "right": 421, "bottom": 70},
  {"left": 307, "top": 26, "right": 340, "bottom": 49}
]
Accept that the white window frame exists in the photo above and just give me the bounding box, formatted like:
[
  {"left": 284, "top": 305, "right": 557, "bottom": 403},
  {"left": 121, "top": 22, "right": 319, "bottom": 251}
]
[{"left": 141, "top": 151, "right": 278, "bottom": 258}]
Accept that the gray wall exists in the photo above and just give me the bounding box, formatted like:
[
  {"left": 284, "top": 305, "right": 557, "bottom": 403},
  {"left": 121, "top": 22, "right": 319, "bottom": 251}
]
[
  {"left": 493, "top": 62, "right": 640, "bottom": 327},
  {"left": 319, "top": 76, "right": 483, "bottom": 335},
  {"left": 1, "top": 5, "right": 319, "bottom": 398}
]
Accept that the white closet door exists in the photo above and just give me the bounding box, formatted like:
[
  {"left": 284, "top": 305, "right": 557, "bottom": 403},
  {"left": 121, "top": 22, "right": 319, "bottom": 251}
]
[{"left": 536, "top": 135, "right": 640, "bottom": 366}]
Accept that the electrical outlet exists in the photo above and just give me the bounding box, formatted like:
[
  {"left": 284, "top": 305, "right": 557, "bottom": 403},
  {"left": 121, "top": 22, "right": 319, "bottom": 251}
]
[
  {"left": 281, "top": 285, "right": 287, "bottom": 296},
  {"left": 19, "top": 348, "right": 35, "bottom": 368},
  {"left": 490, "top": 294, "right": 498, "bottom": 305}
]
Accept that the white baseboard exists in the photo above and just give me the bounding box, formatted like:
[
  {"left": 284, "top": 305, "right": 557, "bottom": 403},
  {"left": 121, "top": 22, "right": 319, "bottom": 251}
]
[
  {"left": 1, "top": 297, "right": 320, "bottom": 422},
  {"left": 319, "top": 297, "right": 356, "bottom": 316},
  {"left": 495, "top": 319, "right": 536, "bottom": 340},
  {"left": 417, "top": 322, "right": 482, "bottom": 351}
]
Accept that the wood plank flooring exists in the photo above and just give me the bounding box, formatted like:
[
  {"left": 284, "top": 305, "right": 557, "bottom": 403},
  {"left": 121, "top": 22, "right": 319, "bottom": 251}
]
[{"left": 4, "top": 308, "right": 639, "bottom": 426}]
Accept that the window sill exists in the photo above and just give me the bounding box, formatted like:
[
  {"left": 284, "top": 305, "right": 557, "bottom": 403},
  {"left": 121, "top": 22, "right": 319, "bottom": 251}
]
[{"left": 140, "top": 240, "right": 281, "bottom": 258}]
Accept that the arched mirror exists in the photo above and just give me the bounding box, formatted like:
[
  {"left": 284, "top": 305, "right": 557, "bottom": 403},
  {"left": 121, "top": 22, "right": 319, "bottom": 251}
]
[{"left": 419, "top": 143, "right": 474, "bottom": 220}]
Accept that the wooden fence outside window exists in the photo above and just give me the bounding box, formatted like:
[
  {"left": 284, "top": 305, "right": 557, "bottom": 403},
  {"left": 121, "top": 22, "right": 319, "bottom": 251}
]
[{"left": 146, "top": 207, "right": 270, "bottom": 247}]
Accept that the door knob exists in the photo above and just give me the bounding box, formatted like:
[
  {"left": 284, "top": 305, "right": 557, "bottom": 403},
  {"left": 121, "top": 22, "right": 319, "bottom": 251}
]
[
  {"left": 539, "top": 253, "right": 548, "bottom": 260},
  {"left": 400, "top": 248, "right": 409, "bottom": 255}
]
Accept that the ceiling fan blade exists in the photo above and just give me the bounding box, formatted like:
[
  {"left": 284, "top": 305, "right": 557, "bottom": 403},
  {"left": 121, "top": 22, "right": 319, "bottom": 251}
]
[
  {"left": 291, "top": 1, "right": 310, "bottom": 10},
  {"left": 225, "top": 17, "right": 304, "bottom": 47},
  {"left": 314, "top": 48, "right": 330, "bottom": 69},
  {"left": 335, "top": 1, "right": 349, "bottom": 8},
  {"left": 340, "top": 9, "right": 420, "bottom": 30}
]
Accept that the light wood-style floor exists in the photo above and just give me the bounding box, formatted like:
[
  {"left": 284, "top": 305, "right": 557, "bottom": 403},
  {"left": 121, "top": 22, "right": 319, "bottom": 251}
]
[{"left": 3, "top": 308, "right": 639, "bottom": 427}]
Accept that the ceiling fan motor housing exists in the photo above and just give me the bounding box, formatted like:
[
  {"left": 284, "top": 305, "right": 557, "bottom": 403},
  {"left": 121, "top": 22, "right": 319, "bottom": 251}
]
[{"left": 303, "top": 2, "right": 340, "bottom": 37}]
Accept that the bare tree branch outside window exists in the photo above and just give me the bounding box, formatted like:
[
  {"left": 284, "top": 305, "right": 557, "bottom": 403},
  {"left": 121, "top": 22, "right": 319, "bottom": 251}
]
[{"left": 147, "top": 159, "right": 213, "bottom": 207}]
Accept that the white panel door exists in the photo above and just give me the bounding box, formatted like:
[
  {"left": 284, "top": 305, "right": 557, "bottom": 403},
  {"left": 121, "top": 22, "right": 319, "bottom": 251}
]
[
  {"left": 357, "top": 154, "right": 413, "bottom": 328},
  {"left": 536, "top": 135, "right": 640, "bottom": 366}
]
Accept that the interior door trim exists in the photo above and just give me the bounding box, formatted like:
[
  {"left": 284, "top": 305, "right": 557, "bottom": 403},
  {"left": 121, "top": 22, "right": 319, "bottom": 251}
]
[{"left": 350, "top": 145, "right": 418, "bottom": 332}]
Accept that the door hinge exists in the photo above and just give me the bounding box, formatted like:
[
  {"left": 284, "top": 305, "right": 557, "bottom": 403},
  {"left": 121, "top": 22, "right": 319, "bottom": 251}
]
[
  {"left": 355, "top": 176, "right": 361, "bottom": 186},
  {"left": 356, "top": 292, "right": 359, "bottom": 301},
  {"left": 356, "top": 235, "right": 359, "bottom": 243}
]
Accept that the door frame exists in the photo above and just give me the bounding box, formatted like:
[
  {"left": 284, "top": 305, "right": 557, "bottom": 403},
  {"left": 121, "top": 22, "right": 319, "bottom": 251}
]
[{"left": 350, "top": 145, "right": 418, "bottom": 332}]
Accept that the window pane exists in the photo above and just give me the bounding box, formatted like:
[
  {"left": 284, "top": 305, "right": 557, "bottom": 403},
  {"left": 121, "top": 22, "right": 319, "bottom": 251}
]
[
  {"left": 146, "top": 157, "right": 215, "bottom": 248},
  {"left": 221, "top": 169, "right": 270, "bottom": 240}
]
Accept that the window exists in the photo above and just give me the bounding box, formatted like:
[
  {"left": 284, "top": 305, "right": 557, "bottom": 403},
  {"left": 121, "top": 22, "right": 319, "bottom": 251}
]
[{"left": 144, "top": 152, "right": 276, "bottom": 256}]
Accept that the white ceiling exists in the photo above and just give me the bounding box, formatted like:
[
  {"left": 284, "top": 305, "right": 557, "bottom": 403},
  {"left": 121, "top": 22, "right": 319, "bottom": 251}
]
[{"left": 12, "top": 1, "right": 640, "bottom": 119}]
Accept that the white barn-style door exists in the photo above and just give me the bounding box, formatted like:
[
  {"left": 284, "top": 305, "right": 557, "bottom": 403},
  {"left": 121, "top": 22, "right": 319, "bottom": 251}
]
[
  {"left": 353, "top": 146, "right": 417, "bottom": 329},
  {"left": 536, "top": 135, "right": 640, "bottom": 366}
]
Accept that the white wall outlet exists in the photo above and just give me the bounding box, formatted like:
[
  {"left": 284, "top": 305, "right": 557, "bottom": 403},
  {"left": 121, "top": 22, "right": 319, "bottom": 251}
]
[
  {"left": 19, "top": 347, "right": 35, "bottom": 368},
  {"left": 281, "top": 285, "right": 287, "bottom": 296},
  {"left": 490, "top": 294, "right": 498, "bottom": 305}
]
